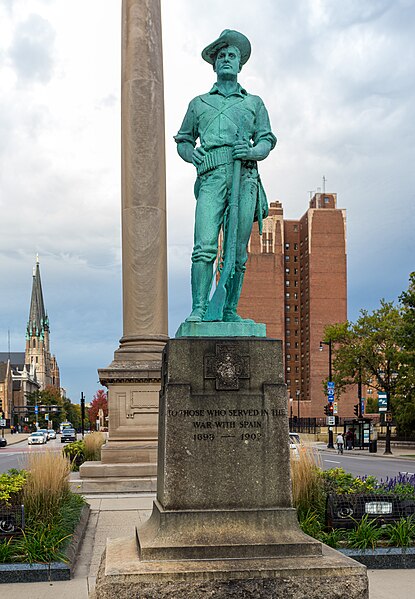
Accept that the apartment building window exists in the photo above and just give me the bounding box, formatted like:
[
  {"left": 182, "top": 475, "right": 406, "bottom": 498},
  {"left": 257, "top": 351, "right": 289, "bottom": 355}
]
[
  {"left": 294, "top": 268, "right": 298, "bottom": 275},
  {"left": 286, "top": 366, "right": 291, "bottom": 372},
  {"left": 285, "top": 243, "right": 290, "bottom": 250},
  {"left": 285, "top": 267, "right": 290, "bottom": 274},
  {"left": 294, "top": 243, "right": 298, "bottom": 250},
  {"left": 286, "top": 341, "right": 291, "bottom": 348},
  {"left": 294, "top": 293, "right": 298, "bottom": 299},
  {"left": 287, "top": 354, "right": 291, "bottom": 360},
  {"left": 293, "top": 224, "right": 298, "bottom": 232},
  {"left": 285, "top": 292, "right": 290, "bottom": 298},
  {"left": 285, "top": 255, "right": 289, "bottom": 261},
  {"left": 294, "top": 305, "right": 298, "bottom": 312},
  {"left": 285, "top": 317, "right": 290, "bottom": 324},
  {"left": 285, "top": 305, "right": 290, "bottom": 311},
  {"left": 285, "top": 280, "right": 290, "bottom": 287},
  {"left": 294, "top": 256, "right": 298, "bottom": 262}
]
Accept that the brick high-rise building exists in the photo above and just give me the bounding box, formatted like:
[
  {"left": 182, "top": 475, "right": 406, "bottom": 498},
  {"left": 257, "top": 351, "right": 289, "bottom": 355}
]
[{"left": 239, "top": 192, "right": 353, "bottom": 418}]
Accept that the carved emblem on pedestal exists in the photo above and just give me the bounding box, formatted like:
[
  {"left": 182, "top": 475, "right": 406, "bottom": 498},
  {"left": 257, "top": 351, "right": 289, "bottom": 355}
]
[{"left": 204, "top": 343, "right": 250, "bottom": 390}]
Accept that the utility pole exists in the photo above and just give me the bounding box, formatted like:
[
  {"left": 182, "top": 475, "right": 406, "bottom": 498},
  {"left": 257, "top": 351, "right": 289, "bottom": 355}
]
[{"left": 80, "top": 392, "right": 85, "bottom": 439}]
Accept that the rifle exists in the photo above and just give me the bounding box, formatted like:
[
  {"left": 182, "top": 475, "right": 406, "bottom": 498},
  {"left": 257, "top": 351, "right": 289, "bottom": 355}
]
[{"left": 203, "top": 158, "right": 241, "bottom": 321}]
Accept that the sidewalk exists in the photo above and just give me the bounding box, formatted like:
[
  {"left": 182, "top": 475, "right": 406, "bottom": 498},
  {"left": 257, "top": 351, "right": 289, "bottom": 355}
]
[
  {"left": 0, "top": 493, "right": 413, "bottom": 598},
  {"left": 0, "top": 432, "right": 29, "bottom": 446},
  {"left": 314, "top": 441, "right": 415, "bottom": 459}
]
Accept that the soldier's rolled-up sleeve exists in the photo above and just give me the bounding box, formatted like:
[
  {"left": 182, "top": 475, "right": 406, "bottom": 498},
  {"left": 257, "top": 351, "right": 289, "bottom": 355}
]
[
  {"left": 174, "top": 100, "right": 198, "bottom": 146},
  {"left": 252, "top": 98, "right": 277, "bottom": 150}
]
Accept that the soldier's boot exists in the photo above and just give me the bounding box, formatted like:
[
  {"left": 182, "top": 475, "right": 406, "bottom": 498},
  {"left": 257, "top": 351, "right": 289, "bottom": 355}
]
[
  {"left": 185, "top": 262, "right": 213, "bottom": 322},
  {"left": 222, "top": 271, "right": 255, "bottom": 323}
]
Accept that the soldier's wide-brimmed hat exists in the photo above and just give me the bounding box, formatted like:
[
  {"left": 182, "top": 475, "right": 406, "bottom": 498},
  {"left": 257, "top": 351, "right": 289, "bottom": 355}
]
[{"left": 202, "top": 30, "right": 251, "bottom": 66}]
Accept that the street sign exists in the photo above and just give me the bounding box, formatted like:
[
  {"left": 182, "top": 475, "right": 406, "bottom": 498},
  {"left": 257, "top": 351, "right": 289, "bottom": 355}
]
[
  {"left": 0, "top": 419, "right": 6, "bottom": 428},
  {"left": 333, "top": 402, "right": 338, "bottom": 414},
  {"left": 327, "top": 416, "right": 335, "bottom": 426},
  {"left": 378, "top": 392, "right": 388, "bottom": 412},
  {"left": 361, "top": 400, "right": 365, "bottom": 415},
  {"left": 328, "top": 396, "right": 334, "bottom": 404},
  {"left": 385, "top": 411, "right": 393, "bottom": 423},
  {"left": 327, "top": 381, "right": 335, "bottom": 389},
  {"left": 34, "top": 405, "right": 39, "bottom": 414}
]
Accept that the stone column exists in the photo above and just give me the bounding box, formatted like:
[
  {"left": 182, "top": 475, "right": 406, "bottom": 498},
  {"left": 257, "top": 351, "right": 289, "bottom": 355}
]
[
  {"left": 118, "top": 0, "right": 168, "bottom": 360},
  {"left": 80, "top": 0, "right": 168, "bottom": 490}
]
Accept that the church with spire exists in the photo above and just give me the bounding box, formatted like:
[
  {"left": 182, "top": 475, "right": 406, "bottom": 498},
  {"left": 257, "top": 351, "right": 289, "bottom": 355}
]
[{"left": 25, "top": 256, "right": 60, "bottom": 390}]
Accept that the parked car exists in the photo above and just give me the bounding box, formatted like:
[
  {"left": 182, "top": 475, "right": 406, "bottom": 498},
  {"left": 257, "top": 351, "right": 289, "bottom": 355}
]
[
  {"left": 47, "top": 430, "right": 57, "bottom": 440},
  {"left": 28, "top": 432, "right": 47, "bottom": 445},
  {"left": 60, "top": 428, "right": 76, "bottom": 443},
  {"left": 289, "top": 432, "right": 301, "bottom": 460}
]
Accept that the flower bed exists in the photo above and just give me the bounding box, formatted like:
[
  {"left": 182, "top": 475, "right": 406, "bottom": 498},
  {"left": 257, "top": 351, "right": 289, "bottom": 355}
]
[{"left": 0, "top": 453, "right": 89, "bottom": 581}]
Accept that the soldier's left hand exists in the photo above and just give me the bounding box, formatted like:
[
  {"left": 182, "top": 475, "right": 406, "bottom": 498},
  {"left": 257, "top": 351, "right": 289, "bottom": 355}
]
[{"left": 232, "top": 141, "right": 253, "bottom": 160}]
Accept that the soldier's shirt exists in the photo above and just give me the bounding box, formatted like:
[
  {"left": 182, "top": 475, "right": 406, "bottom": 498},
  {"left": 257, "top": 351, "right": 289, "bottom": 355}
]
[{"left": 174, "top": 83, "right": 276, "bottom": 151}]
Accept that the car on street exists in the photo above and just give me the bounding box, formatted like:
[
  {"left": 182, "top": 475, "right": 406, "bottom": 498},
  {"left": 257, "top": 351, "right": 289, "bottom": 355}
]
[
  {"left": 38, "top": 429, "right": 50, "bottom": 441},
  {"left": 60, "top": 428, "right": 76, "bottom": 443},
  {"left": 47, "top": 430, "right": 57, "bottom": 439},
  {"left": 28, "top": 432, "right": 47, "bottom": 445}
]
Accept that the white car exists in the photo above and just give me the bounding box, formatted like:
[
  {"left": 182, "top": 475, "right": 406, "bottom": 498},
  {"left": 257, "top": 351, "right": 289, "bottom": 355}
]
[
  {"left": 289, "top": 432, "right": 301, "bottom": 459},
  {"left": 28, "top": 432, "right": 47, "bottom": 445},
  {"left": 47, "top": 430, "right": 57, "bottom": 439}
]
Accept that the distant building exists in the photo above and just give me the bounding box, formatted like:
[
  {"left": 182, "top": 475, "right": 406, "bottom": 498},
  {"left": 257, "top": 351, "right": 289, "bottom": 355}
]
[
  {"left": 239, "top": 192, "right": 356, "bottom": 418},
  {"left": 0, "top": 360, "right": 13, "bottom": 419},
  {"left": 25, "top": 257, "right": 60, "bottom": 391}
]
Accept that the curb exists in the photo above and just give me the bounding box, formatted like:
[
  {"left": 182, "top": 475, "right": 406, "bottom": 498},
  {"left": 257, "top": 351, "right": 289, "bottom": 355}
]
[
  {"left": 339, "top": 547, "right": 415, "bottom": 569},
  {"left": 0, "top": 504, "right": 90, "bottom": 584}
]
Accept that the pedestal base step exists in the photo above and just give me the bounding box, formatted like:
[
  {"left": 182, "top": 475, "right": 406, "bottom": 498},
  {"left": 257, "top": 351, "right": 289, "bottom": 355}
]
[
  {"left": 94, "top": 536, "right": 368, "bottom": 599},
  {"left": 175, "top": 321, "right": 266, "bottom": 338},
  {"left": 70, "top": 475, "right": 157, "bottom": 495}
]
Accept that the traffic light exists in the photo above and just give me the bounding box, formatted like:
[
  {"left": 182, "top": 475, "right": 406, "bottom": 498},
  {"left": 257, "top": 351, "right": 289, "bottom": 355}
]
[
  {"left": 328, "top": 403, "right": 334, "bottom": 415},
  {"left": 324, "top": 404, "right": 329, "bottom": 415},
  {"left": 353, "top": 404, "right": 359, "bottom": 416}
]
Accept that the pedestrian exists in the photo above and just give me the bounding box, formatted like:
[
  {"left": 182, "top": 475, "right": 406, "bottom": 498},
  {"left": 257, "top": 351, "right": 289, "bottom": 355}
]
[
  {"left": 345, "top": 430, "right": 353, "bottom": 450},
  {"left": 336, "top": 432, "right": 344, "bottom": 454}
]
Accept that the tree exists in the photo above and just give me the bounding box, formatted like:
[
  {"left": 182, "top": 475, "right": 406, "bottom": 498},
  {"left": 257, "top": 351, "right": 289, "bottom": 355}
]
[
  {"left": 393, "top": 273, "right": 415, "bottom": 433},
  {"left": 324, "top": 300, "right": 402, "bottom": 453},
  {"left": 88, "top": 390, "right": 108, "bottom": 430},
  {"left": 26, "top": 386, "right": 65, "bottom": 430}
]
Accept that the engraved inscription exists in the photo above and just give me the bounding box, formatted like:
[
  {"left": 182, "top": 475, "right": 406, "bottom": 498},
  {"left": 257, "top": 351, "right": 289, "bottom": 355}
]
[
  {"left": 167, "top": 406, "right": 287, "bottom": 444},
  {"left": 204, "top": 343, "right": 250, "bottom": 390}
]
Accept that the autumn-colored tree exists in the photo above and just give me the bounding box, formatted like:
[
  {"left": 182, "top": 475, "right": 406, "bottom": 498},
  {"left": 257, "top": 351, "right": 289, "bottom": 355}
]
[{"left": 88, "top": 390, "right": 108, "bottom": 430}]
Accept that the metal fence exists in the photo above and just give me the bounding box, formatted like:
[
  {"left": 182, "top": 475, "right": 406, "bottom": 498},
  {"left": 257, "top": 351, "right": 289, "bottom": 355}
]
[{"left": 0, "top": 505, "right": 25, "bottom": 537}]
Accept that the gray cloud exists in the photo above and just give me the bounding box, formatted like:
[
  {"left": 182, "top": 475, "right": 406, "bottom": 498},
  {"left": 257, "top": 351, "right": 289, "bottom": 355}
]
[{"left": 9, "top": 13, "right": 56, "bottom": 84}]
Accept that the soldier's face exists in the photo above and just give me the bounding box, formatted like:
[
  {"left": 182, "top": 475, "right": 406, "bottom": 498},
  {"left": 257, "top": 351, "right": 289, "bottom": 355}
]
[{"left": 214, "top": 46, "right": 241, "bottom": 77}]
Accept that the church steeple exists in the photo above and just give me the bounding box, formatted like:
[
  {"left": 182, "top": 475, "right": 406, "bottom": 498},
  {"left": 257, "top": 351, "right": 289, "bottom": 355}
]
[
  {"left": 25, "top": 256, "right": 59, "bottom": 391},
  {"left": 26, "top": 256, "right": 49, "bottom": 340}
]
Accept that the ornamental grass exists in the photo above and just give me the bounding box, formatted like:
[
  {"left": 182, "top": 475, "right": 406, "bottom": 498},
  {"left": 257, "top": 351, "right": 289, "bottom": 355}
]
[
  {"left": 23, "top": 451, "right": 70, "bottom": 522},
  {"left": 84, "top": 431, "right": 105, "bottom": 461}
]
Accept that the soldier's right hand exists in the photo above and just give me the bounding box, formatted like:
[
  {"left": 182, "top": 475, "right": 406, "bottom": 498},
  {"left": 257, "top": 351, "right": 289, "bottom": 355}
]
[{"left": 192, "top": 146, "right": 206, "bottom": 167}]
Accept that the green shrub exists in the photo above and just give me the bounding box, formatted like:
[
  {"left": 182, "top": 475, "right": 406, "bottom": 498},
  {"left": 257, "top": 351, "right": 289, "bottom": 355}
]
[
  {"left": 322, "top": 468, "right": 377, "bottom": 495},
  {"left": 385, "top": 516, "right": 415, "bottom": 547},
  {"left": 0, "top": 538, "right": 14, "bottom": 563},
  {"left": 346, "top": 515, "right": 385, "bottom": 550},
  {"left": 299, "top": 509, "right": 323, "bottom": 538},
  {"left": 318, "top": 528, "right": 347, "bottom": 549},
  {"left": 62, "top": 441, "right": 85, "bottom": 471},
  {"left": 0, "top": 470, "right": 28, "bottom": 506}
]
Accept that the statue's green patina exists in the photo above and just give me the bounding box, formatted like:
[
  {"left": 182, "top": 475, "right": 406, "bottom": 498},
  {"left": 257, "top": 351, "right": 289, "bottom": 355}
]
[{"left": 174, "top": 30, "right": 276, "bottom": 335}]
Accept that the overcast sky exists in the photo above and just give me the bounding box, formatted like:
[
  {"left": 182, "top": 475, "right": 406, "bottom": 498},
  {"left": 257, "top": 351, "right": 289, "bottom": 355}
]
[{"left": 0, "top": 0, "right": 414, "bottom": 402}]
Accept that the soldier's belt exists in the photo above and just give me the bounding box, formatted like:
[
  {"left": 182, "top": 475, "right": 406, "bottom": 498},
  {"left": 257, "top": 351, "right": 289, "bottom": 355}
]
[{"left": 197, "top": 146, "right": 234, "bottom": 176}]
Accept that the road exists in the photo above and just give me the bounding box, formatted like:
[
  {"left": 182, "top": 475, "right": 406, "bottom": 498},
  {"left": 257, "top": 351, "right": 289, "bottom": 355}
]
[
  {"left": 0, "top": 436, "right": 66, "bottom": 473},
  {"left": 319, "top": 447, "right": 415, "bottom": 481}
]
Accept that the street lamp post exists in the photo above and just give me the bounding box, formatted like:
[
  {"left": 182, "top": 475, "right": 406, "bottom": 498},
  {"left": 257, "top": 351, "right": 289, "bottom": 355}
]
[
  {"left": 296, "top": 389, "right": 300, "bottom": 422},
  {"left": 320, "top": 340, "right": 334, "bottom": 449}
]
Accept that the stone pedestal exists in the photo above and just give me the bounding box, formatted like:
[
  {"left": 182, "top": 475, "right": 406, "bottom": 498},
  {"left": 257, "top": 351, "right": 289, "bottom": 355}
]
[{"left": 94, "top": 338, "right": 368, "bottom": 597}]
